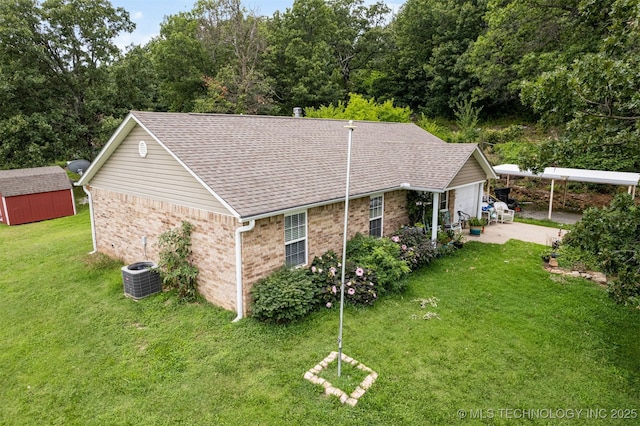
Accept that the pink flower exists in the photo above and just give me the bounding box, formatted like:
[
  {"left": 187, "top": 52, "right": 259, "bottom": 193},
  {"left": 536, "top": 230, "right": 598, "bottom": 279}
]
[
  {"left": 318, "top": 268, "right": 323, "bottom": 274},
  {"left": 331, "top": 286, "right": 337, "bottom": 294},
  {"left": 391, "top": 236, "right": 400, "bottom": 243},
  {"left": 346, "top": 281, "right": 352, "bottom": 286},
  {"left": 326, "top": 302, "right": 332, "bottom": 308},
  {"left": 348, "top": 288, "right": 355, "bottom": 295},
  {"left": 401, "top": 244, "right": 407, "bottom": 251},
  {"left": 355, "top": 267, "right": 364, "bottom": 277},
  {"left": 329, "top": 267, "right": 337, "bottom": 276},
  {"left": 311, "top": 266, "right": 317, "bottom": 273}
]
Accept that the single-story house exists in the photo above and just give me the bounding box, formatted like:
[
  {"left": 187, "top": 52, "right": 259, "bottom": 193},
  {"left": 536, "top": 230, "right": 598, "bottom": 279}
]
[
  {"left": 0, "top": 166, "right": 76, "bottom": 226},
  {"left": 77, "top": 111, "right": 497, "bottom": 319}
]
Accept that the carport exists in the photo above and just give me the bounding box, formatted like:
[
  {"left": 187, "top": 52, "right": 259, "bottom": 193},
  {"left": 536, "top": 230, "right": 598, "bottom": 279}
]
[{"left": 493, "top": 164, "right": 640, "bottom": 220}]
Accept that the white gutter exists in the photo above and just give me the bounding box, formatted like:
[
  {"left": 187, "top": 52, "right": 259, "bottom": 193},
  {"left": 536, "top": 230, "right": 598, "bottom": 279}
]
[
  {"left": 233, "top": 219, "right": 256, "bottom": 322},
  {"left": 82, "top": 185, "right": 97, "bottom": 254}
]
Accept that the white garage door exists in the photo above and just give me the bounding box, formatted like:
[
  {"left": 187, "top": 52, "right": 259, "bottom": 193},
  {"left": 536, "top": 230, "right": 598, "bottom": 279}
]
[{"left": 454, "top": 185, "right": 478, "bottom": 222}]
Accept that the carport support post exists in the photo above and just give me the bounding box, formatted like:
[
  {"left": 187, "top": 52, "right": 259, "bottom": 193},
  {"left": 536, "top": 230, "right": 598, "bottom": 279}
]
[{"left": 548, "top": 179, "right": 555, "bottom": 220}]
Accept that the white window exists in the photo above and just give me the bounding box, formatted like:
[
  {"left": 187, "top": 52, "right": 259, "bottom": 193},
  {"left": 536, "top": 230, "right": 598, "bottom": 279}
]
[
  {"left": 369, "top": 195, "right": 383, "bottom": 237},
  {"left": 285, "top": 211, "right": 307, "bottom": 267}
]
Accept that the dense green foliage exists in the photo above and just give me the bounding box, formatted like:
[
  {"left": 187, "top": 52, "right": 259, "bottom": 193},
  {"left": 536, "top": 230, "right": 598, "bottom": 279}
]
[
  {"left": 390, "top": 226, "right": 438, "bottom": 269},
  {"left": 346, "top": 233, "right": 411, "bottom": 294},
  {"left": 155, "top": 221, "right": 200, "bottom": 302},
  {"left": 309, "top": 250, "right": 378, "bottom": 308},
  {"left": 304, "top": 93, "right": 411, "bottom": 122},
  {"left": 561, "top": 194, "right": 640, "bottom": 308},
  {"left": 0, "top": 0, "right": 136, "bottom": 167},
  {"left": 1, "top": 0, "right": 638, "bottom": 174},
  {"left": 250, "top": 266, "right": 317, "bottom": 323}
]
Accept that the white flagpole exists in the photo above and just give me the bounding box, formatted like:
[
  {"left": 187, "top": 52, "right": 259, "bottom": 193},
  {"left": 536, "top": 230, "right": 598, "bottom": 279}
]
[{"left": 338, "top": 120, "right": 356, "bottom": 377}]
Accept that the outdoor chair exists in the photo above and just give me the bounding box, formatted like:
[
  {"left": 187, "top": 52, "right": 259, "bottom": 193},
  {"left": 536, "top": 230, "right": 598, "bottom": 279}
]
[
  {"left": 494, "top": 201, "right": 515, "bottom": 223},
  {"left": 440, "top": 209, "right": 462, "bottom": 233}
]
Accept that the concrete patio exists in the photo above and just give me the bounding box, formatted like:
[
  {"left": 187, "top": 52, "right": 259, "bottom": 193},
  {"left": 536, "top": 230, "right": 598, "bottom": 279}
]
[{"left": 467, "top": 221, "right": 569, "bottom": 245}]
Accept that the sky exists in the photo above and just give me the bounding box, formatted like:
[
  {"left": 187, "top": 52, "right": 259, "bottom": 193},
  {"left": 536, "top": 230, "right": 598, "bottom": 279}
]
[{"left": 110, "top": 0, "right": 405, "bottom": 50}]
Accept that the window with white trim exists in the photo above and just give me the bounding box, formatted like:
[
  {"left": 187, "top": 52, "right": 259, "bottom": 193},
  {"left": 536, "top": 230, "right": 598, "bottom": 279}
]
[
  {"left": 285, "top": 211, "right": 307, "bottom": 267},
  {"left": 440, "top": 191, "right": 449, "bottom": 211},
  {"left": 369, "top": 195, "right": 383, "bottom": 237}
]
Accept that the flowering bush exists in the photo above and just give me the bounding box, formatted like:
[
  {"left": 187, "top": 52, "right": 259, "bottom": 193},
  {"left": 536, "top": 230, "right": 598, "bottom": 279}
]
[
  {"left": 308, "top": 251, "right": 378, "bottom": 307},
  {"left": 346, "top": 233, "right": 410, "bottom": 294},
  {"left": 390, "top": 226, "right": 438, "bottom": 270}
]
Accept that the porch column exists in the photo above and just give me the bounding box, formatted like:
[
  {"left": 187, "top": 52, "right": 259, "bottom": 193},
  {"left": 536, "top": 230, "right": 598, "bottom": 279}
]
[
  {"left": 476, "top": 182, "right": 484, "bottom": 217},
  {"left": 431, "top": 192, "right": 440, "bottom": 241}
]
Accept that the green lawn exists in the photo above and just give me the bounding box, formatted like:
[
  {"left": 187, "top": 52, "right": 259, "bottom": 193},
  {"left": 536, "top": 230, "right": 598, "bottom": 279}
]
[{"left": 1, "top": 210, "right": 639, "bottom": 425}]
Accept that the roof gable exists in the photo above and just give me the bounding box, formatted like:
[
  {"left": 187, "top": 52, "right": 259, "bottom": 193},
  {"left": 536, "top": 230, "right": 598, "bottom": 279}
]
[
  {"left": 0, "top": 166, "right": 71, "bottom": 197},
  {"left": 80, "top": 112, "right": 494, "bottom": 220}
]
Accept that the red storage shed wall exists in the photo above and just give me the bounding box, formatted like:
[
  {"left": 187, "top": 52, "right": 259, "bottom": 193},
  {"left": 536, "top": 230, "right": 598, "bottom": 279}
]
[
  {"left": 0, "top": 166, "right": 76, "bottom": 226},
  {"left": 2, "top": 189, "right": 75, "bottom": 225}
]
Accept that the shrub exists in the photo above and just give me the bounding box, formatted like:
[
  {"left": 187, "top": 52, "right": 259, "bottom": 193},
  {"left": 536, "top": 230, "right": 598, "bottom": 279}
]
[
  {"left": 390, "top": 227, "right": 438, "bottom": 270},
  {"left": 309, "top": 251, "right": 378, "bottom": 308},
  {"left": 346, "top": 233, "right": 410, "bottom": 294},
  {"left": 155, "top": 221, "right": 199, "bottom": 302},
  {"left": 561, "top": 194, "right": 640, "bottom": 307},
  {"left": 250, "top": 267, "right": 317, "bottom": 323}
]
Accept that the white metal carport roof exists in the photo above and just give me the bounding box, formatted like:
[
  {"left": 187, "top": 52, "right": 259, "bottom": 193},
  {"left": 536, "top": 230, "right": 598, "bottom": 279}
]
[{"left": 493, "top": 164, "right": 640, "bottom": 219}]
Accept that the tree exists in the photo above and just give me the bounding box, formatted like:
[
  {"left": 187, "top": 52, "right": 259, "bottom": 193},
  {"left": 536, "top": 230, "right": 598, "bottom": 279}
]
[
  {"left": 519, "top": 0, "right": 640, "bottom": 171},
  {"left": 375, "top": 0, "right": 487, "bottom": 116},
  {"left": 467, "top": 0, "right": 608, "bottom": 111},
  {"left": 149, "top": 0, "right": 273, "bottom": 114},
  {"left": 0, "top": 0, "right": 135, "bottom": 166},
  {"left": 193, "top": 0, "right": 274, "bottom": 114},
  {"left": 263, "top": 0, "right": 392, "bottom": 114},
  {"left": 149, "top": 12, "right": 212, "bottom": 112}
]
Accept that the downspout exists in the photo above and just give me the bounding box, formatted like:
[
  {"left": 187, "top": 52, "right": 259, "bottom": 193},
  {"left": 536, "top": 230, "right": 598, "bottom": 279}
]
[
  {"left": 82, "top": 185, "right": 97, "bottom": 254},
  {"left": 233, "top": 219, "right": 255, "bottom": 322}
]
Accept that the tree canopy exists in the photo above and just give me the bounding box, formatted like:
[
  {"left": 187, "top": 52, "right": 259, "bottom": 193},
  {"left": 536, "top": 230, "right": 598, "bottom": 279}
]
[
  {"left": 0, "top": 0, "right": 135, "bottom": 166},
  {"left": 0, "top": 0, "right": 638, "bottom": 174}
]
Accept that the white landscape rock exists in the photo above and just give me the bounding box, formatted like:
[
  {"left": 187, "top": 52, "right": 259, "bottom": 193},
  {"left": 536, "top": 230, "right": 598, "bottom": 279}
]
[{"left": 303, "top": 352, "right": 378, "bottom": 407}]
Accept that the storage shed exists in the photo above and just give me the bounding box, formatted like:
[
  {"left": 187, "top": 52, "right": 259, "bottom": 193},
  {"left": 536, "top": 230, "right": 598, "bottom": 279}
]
[{"left": 0, "top": 166, "right": 76, "bottom": 225}]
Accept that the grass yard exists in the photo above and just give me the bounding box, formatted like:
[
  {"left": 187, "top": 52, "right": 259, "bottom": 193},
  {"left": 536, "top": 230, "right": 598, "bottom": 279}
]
[{"left": 1, "top": 209, "right": 639, "bottom": 425}]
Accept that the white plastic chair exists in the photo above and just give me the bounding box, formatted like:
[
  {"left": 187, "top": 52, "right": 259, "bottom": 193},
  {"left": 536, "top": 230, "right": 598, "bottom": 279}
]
[{"left": 494, "top": 201, "right": 515, "bottom": 223}]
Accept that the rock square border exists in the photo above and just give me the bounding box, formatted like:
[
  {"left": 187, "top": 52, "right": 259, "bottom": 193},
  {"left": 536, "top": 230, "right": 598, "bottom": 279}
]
[{"left": 303, "top": 351, "right": 378, "bottom": 407}]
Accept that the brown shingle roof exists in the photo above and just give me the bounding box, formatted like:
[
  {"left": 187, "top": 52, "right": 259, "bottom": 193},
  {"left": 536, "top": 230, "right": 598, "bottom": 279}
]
[
  {"left": 0, "top": 166, "right": 71, "bottom": 197},
  {"left": 104, "top": 112, "right": 479, "bottom": 219}
]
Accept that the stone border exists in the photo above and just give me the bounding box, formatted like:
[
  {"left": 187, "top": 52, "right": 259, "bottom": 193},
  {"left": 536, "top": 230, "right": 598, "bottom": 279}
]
[
  {"left": 545, "top": 263, "right": 607, "bottom": 285},
  {"left": 303, "top": 351, "right": 378, "bottom": 407}
]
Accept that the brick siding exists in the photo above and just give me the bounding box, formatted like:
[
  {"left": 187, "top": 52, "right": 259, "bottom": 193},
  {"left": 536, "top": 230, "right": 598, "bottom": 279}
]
[
  {"left": 91, "top": 187, "right": 409, "bottom": 315},
  {"left": 91, "top": 187, "right": 238, "bottom": 310}
]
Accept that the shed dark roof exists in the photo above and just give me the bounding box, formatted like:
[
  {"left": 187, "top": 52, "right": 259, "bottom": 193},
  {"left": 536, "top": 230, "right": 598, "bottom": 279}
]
[
  {"left": 81, "top": 112, "right": 492, "bottom": 219},
  {"left": 0, "top": 166, "right": 71, "bottom": 197}
]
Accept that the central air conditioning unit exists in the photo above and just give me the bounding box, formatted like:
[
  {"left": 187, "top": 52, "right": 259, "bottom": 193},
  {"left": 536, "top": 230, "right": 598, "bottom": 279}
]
[{"left": 121, "top": 261, "right": 162, "bottom": 299}]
